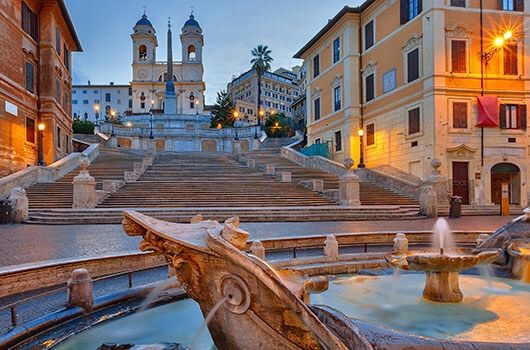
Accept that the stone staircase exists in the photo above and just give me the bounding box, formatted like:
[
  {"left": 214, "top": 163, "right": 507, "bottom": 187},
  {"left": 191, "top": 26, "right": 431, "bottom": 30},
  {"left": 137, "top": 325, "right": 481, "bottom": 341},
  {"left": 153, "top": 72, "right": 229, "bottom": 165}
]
[
  {"left": 25, "top": 148, "right": 146, "bottom": 209},
  {"left": 243, "top": 146, "right": 418, "bottom": 206}
]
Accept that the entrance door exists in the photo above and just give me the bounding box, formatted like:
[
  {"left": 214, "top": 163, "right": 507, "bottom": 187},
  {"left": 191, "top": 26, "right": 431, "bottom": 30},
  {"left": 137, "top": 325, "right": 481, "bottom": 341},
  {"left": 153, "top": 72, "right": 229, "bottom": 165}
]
[
  {"left": 491, "top": 163, "right": 520, "bottom": 205},
  {"left": 452, "top": 162, "right": 469, "bottom": 204},
  {"left": 491, "top": 174, "right": 510, "bottom": 205}
]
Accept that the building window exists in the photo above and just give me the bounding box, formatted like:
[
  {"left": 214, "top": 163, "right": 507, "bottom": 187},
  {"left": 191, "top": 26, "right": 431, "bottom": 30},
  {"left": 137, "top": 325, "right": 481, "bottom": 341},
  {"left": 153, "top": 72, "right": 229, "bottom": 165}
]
[
  {"left": 188, "top": 45, "right": 196, "bottom": 61},
  {"left": 382, "top": 69, "right": 396, "bottom": 93},
  {"left": 25, "top": 61, "right": 35, "bottom": 93},
  {"left": 73, "top": 100, "right": 78, "bottom": 105},
  {"left": 400, "top": 0, "right": 422, "bottom": 24},
  {"left": 500, "top": 0, "right": 523, "bottom": 10},
  {"left": 26, "top": 117, "right": 35, "bottom": 144},
  {"left": 105, "top": 93, "right": 111, "bottom": 102},
  {"left": 129, "top": 99, "right": 133, "bottom": 108},
  {"left": 408, "top": 107, "right": 421, "bottom": 135},
  {"left": 140, "top": 102, "right": 145, "bottom": 109},
  {"left": 407, "top": 48, "right": 420, "bottom": 83},
  {"left": 64, "top": 44, "right": 70, "bottom": 70},
  {"left": 139, "top": 45, "right": 147, "bottom": 60},
  {"left": 313, "top": 55, "right": 320, "bottom": 78},
  {"left": 314, "top": 97, "right": 321, "bottom": 121},
  {"left": 22, "top": 2, "right": 38, "bottom": 41},
  {"left": 365, "top": 74, "right": 375, "bottom": 102},
  {"left": 128, "top": 87, "right": 132, "bottom": 96},
  {"left": 451, "top": 40, "right": 467, "bottom": 73},
  {"left": 365, "top": 21, "right": 374, "bottom": 50},
  {"left": 55, "top": 79, "right": 61, "bottom": 102},
  {"left": 55, "top": 27, "right": 61, "bottom": 54},
  {"left": 84, "top": 113, "right": 88, "bottom": 120},
  {"left": 56, "top": 127, "right": 61, "bottom": 149},
  {"left": 503, "top": 44, "right": 518, "bottom": 75},
  {"left": 366, "top": 123, "right": 375, "bottom": 146},
  {"left": 452, "top": 102, "right": 468, "bottom": 129},
  {"left": 334, "top": 130, "right": 342, "bottom": 152},
  {"left": 451, "top": 0, "right": 466, "bottom": 7},
  {"left": 333, "top": 37, "right": 341, "bottom": 64},
  {"left": 315, "top": 138, "right": 321, "bottom": 144},
  {"left": 83, "top": 100, "right": 88, "bottom": 104},
  {"left": 333, "top": 86, "right": 341, "bottom": 111},
  {"left": 500, "top": 104, "right": 526, "bottom": 129}
]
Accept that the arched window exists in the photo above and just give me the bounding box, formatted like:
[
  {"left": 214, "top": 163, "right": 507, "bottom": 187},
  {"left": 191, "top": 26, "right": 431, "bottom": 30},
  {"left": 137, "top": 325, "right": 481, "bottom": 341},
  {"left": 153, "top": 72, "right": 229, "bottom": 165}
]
[
  {"left": 188, "top": 45, "right": 196, "bottom": 61},
  {"left": 158, "top": 73, "right": 177, "bottom": 82},
  {"left": 189, "top": 93, "right": 195, "bottom": 109},
  {"left": 139, "top": 45, "right": 147, "bottom": 61}
]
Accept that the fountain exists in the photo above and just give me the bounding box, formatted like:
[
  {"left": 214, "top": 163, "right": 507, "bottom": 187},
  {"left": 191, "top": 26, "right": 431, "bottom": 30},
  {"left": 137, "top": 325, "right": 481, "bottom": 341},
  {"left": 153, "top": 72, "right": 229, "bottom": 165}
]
[
  {"left": 508, "top": 240, "right": 530, "bottom": 282},
  {"left": 386, "top": 218, "right": 499, "bottom": 302}
]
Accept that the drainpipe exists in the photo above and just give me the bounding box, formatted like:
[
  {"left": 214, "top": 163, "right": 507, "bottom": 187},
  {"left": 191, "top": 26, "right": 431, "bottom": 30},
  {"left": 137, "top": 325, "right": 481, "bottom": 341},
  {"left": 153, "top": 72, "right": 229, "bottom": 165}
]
[
  {"left": 479, "top": 0, "right": 484, "bottom": 167},
  {"left": 36, "top": 3, "right": 43, "bottom": 166},
  {"left": 358, "top": 14, "right": 364, "bottom": 168}
]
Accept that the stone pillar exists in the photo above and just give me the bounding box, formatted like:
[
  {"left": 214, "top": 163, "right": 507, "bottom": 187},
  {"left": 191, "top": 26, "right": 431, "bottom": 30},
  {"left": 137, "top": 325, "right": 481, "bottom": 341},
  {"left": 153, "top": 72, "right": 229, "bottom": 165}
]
[
  {"left": 393, "top": 233, "right": 409, "bottom": 254},
  {"left": 281, "top": 172, "right": 292, "bottom": 183},
  {"left": 419, "top": 186, "right": 437, "bottom": 218},
  {"left": 67, "top": 269, "right": 93, "bottom": 312},
  {"left": 339, "top": 158, "right": 360, "bottom": 206},
  {"left": 8, "top": 187, "right": 28, "bottom": 223},
  {"left": 251, "top": 240, "right": 266, "bottom": 260},
  {"left": 310, "top": 179, "right": 324, "bottom": 192},
  {"left": 252, "top": 137, "right": 260, "bottom": 150},
  {"left": 324, "top": 235, "right": 339, "bottom": 260},
  {"left": 266, "top": 164, "right": 275, "bottom": 175},
  {"left": 72, "top": 157, "right": 96, "bottom": 208},
  {"left": 233, "top": 140, "right": 241, "bottom": 155},
  {"left": 424, "top": 159, "right": 449, "bottom": 205}
]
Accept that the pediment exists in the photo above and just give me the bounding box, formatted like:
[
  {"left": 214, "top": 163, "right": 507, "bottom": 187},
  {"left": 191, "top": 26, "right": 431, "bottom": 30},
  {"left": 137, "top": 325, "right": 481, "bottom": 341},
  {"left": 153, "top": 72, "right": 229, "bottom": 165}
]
[{"left": 447, "top": 144, "right": 477, "bottom": 158}]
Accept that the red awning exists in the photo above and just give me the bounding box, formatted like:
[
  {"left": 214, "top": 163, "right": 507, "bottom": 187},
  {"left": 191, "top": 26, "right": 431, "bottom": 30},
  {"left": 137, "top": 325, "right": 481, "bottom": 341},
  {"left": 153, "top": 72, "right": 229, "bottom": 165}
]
[{"left": 476, "top": 96, "right": 499, "bottom": 127}]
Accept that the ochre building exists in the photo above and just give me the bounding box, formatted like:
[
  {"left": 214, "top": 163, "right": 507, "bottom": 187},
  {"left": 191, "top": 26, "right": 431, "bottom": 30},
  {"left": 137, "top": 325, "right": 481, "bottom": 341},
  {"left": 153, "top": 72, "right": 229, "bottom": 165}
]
[
  {"left": 0, "top": 0, "right": 82, "bottom": 176},
  {"left": 295, "top": 0, "right": 529, "bottom": 207}
]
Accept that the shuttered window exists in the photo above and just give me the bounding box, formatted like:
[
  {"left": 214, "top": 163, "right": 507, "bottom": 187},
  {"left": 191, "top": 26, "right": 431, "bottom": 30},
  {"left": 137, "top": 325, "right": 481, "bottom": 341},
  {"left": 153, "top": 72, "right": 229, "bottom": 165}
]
[
  {"left": 451, "top": 0, "right": 466, "bottom": 6},
  {"left": 407, "top": 48, "right": 419, "bottom": 82},
  {"left": 334, "top": 86, "right": 341, "bottom": 111},
  {"left": 333, "top": 38, "right": 341, "bottom": 64},
  {"left": 408, "top": 107, "right": 421, "bottom": 135},
  {"left": 55, "top": 79, "right": 61, "bottom": 102},
  {"left": 26, "top": 117, "right": 35, "bottom": 144},
  {"left": 365, "top": 21, "right": 374, "bottom": 50},
  {"left": 503, "top": 44, "right": 518, "bottom": 75},
  {"left": 55, "top": 27, "right": 61, "bottom": 54},
  {"left": 400, "top": 0, "right": 422, "bottom": 24},
  {"left": 500, "top": 104, "right": 527, "bottom": 130},
  {"left": 366, "top": 124, "right": 375, "bottom": 146},
  {"left": 22, "top": 2, "right": 38, "bottom": 41},
  {"left": 335, "top": 130, "right": 342, "bottom": 152},
  {"left": 64, "top": 44, "right": 70, "bottom": 71},
  {"left": 451, "top": 40, "right": 467, "bottom": 73},
  {"left": 453, "top": 102, "right": 468, "bottom": 129},
  {"left": 25, "top": 61, "right": 35, "bottom": 93},
  {"left": 313, "top": 55, "right": 320, "bottom": 78},
  {"left": 500, "top": 0, "right": 523, "bottom": 11},
  {"left": 314, "top": 98, "right": 321, "bottom": 121},
  {"left": 365, "top": 74, "right": 375, "bottom": 102}
]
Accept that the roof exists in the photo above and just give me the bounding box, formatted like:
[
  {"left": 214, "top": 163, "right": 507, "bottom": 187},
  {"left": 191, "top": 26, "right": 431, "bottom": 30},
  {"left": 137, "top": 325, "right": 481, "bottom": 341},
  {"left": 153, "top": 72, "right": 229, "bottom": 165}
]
[
  {"left": 58, "top": 0, "right": 82, "bottom": 51},
  {"left": 135, "top": 14, "right": 153, "bottom": 27},
  {"left": 183, "top": 14, "right": 201, "bottom": 28},
  {"left": 293, "top": 2, "right": 377, "bottom": 59},
  {"left": 72, "top": 84, "right": 130, "bottom": 88}
]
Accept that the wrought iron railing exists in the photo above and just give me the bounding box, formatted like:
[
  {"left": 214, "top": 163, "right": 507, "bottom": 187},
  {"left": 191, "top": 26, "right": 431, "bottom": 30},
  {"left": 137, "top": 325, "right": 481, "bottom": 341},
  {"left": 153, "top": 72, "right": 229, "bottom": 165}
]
[{"left": 300, "top": 142, "right": 330, "bottom": 159}]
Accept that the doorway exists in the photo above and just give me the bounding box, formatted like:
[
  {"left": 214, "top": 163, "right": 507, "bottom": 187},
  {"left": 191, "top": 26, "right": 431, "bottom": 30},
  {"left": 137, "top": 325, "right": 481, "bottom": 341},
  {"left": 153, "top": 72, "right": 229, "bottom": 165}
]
[
  {"left": 491, "top": 163, "right": 520, "bottom": 205},
  {"left": 452, "top": 162, "right": 469, "bottom": 204}
]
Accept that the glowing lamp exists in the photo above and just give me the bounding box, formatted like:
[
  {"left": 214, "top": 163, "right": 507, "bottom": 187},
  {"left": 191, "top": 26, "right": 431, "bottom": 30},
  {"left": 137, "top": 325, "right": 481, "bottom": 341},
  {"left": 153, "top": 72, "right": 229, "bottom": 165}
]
[
  {"left": 37, "top": 123, "right": 45, "bottom": 131},
  {"left": 126, "top": 121, "right": 132, "bottom": 127},
  {"left": 259, "top": 110, "right": 265, "bottom": 116},
  {"left": 503, "top": 31, "right": 513, "bottom": 40},
  {"left": 357, "top": 129, "right": 364, "bottom": 137},
  {"left": 217, "top": 123, "right": 222, "bottom": 129},
  {"left": 275, "top": 122, "right": 279, "bottom": 127},
  {"left": 94, "top": 104, "right": 100, "bottom": 112},
  {"left": 234, "top": 111, "right": 239, "bottom": 118},
  {"left": 111, "top": 110, "right": 116, "bottom": 117},
  {"left": 493, "top": 37, "right": 504, "bottom": 48}
]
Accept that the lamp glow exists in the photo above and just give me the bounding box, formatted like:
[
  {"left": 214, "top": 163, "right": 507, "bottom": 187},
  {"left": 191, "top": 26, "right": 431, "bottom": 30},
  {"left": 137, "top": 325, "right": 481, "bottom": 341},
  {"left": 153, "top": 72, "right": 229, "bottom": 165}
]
[
  {"left": 503, "top": 30, "right": 513, "bottom": 40},
  {"left": 358, "top": 129, "right": 364, "bottom": 137},
  {"left": 37, "top": 123, "right": 45, "bottom": 131},
  {"left": 94, "top": 104, "right": 100, "bottom": 112},
  {"left": 494, "top": 37, "right": 504, "bottom": 47}
]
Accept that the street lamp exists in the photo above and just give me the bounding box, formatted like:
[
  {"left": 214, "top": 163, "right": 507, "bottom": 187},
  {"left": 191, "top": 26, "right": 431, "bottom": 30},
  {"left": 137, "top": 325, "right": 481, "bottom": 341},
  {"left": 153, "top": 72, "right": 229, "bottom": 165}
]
[
  {"left": 110, "top": 110, "right": 116, "bottom": 137},
  {"left": 483, "top": 30, "right": 514, "bottom": 66},
  {"left": 256, "top": 109, "right": 265, "bottom": 139},
  {"left": 37, "top": 122, "right": 45, "bottom": 166},
  {"left": 149, "top": 108, "right": 154, "bottom": 140},
  {"left": 357, "top": 128, "right": 365, "bottom": 168},
  {"left": 233, "top": 111, "right": 239, "bottom": 140},
  {"left": 94, "top": 103, "right": 100, "bottom": 132}
]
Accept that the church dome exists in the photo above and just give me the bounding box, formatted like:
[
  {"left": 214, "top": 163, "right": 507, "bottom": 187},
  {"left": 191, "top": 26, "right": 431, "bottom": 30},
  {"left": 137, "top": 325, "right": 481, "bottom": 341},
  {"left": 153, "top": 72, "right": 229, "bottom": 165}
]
[
  {"left": 135, "top": 14, "right": 153, "bottom": 27},
  {"left": 184, "top": 14, "right": 200, "bottom": 28}
]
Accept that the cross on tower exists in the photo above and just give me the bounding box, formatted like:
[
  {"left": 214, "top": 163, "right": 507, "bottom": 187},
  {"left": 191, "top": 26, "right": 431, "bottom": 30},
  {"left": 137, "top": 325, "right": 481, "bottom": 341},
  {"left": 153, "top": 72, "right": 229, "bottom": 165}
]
[
  {"left": 168, "top": 16, "right": 171, "bottom": 29},
  {"left": 191, "top": 6, "right": 194, "bottom": 16},
  {"left": 142, "top": 6, "right": 146, "bottom": 16}
]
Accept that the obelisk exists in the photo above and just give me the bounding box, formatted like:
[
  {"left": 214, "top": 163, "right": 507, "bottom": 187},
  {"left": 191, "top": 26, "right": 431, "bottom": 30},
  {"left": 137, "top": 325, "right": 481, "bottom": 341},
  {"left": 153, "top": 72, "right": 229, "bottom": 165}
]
[{"left": 164, "top": 18, "right": 177, "bottom": 115}]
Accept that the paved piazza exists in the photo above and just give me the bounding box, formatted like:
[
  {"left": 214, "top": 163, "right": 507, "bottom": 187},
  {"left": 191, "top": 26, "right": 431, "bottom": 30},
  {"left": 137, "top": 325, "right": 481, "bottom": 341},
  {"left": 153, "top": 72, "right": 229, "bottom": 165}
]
[{"left": 0, "top": 216, "right": 514, "bottom": 268}]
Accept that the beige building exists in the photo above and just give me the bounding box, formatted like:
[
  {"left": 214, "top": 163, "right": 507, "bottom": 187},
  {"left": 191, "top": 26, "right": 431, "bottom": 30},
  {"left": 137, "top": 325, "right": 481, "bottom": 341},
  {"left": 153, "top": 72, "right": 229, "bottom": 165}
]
[
  {"left": 227, "top": 67, "right": 300, "bottom": 123},
  {"left": 295, "top": 1, "right": 529, "bottom": 207}
]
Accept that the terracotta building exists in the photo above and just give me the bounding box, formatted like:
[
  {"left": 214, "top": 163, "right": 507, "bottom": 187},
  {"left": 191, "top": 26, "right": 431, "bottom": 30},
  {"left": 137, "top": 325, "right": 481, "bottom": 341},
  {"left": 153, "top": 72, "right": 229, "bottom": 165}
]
[
  {"left": 295, "top": 1, "right": 529, "bottom": 207},
  {"left": 0, "top": 0, "right": 82, "bottom": 176}
]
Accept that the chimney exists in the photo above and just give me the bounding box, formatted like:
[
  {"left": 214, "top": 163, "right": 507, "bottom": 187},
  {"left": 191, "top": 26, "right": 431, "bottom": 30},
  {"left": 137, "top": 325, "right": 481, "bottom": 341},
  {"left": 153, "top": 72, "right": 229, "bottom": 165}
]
[
  {"left": 110, "top": 82, "right": 114, "bottom": 85},
  {"left": 88, "top": 80, "right": 91, "bottom": 85}
]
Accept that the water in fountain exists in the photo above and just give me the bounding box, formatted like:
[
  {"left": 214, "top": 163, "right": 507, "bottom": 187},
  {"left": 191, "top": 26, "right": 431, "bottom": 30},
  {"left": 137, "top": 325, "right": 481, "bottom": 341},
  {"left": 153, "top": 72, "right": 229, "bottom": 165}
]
[
  {"left": 190, "top": 297, "right": 227, "bottom": 350},
  {"left": 432, "top": 218, "right": 456, "bottom": 255},
  {"left": 137, "top": 276, "right": 179, "bottom": 313}
]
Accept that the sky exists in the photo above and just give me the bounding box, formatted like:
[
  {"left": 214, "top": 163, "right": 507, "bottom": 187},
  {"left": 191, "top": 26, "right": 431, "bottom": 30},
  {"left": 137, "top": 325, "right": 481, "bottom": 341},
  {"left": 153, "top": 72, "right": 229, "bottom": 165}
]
[{"left": 65, "top": 0, "right": 362, "bottom": 104}]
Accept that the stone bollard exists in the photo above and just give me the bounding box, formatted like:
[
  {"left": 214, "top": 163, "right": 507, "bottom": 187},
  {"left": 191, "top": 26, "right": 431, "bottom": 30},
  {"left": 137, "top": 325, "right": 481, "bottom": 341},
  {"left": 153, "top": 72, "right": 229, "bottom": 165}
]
[
  {"left": 419, "top": 186, "right": 438, "bottom": 218},
  {"left": 393, "top": 233, "right": 409, "bottom": 254},
  {"left": 324, "top": 235, "right": 339, "bottom": 260},
  {"left": 338, "top": 158, "right": 360, "bottom": 206},
  {"left": 424, "top": 159, "right": 449, "bottom": 204},
  {"left": 281, "top": 172, "right": 292, "bottom": 183},
  {"left": 72, "top": 156, "right": 96, "bottom": 208},
  {"left": 266, "top": 164, "right": 275, "bottom": 175},
  {"left": 476, "top": 233, "right": 490, "bottom": 248},
  {"left": 190, "top": 213, "right": 203, "bottom": 223},
  {"left": 246, "top": 159, "right": 256, "bottom": 168},
  {"left": 310, "top": 179, "right": 324, "bottom": 192},
  {"left": 67, "top": 269, "right": 93, "bottom": 312},
  {"left": 233, "top": 140, "right": 241, "bottom": 155},
  {"left": 8, "top": 187, "right": 28, "bottom": 223},
  {"left": 251, "top": 240, "right": 266, "bottom": 260}
]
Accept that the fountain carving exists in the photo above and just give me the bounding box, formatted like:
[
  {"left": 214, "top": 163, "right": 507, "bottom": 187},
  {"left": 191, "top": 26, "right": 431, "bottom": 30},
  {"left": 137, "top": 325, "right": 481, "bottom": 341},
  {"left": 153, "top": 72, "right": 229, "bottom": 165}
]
[{"left": 386, "top": 219, "right": 499, "bottom": 302}]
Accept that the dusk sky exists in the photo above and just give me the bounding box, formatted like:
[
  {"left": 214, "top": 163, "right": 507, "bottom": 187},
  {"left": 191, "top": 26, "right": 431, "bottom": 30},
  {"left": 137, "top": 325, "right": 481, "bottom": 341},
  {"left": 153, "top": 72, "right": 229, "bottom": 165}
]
[{"left": 65, "top": 0, "right": 361, "bottom": 104}]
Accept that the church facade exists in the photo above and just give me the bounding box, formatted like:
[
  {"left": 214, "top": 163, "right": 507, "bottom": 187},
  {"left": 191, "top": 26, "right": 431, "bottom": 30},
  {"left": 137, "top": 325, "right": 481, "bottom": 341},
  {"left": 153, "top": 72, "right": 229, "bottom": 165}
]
[{"left": 131, "top": 14, "right": 205, "bottom": 115}]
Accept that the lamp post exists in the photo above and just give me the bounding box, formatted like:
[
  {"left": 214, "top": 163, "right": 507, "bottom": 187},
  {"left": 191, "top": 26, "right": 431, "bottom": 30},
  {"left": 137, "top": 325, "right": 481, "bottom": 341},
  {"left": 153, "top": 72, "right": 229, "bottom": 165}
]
[
  {"left": 94, "top": 103, "right": 100, "bottom": 132},
  {"left": 37, "top": 122, "right": 45, "bottom": 166},
  {"left": 110, "top": 110, "right": 116, "bottom": 137},
  {"left": 195, "top": 100, "right": 199, "bottom": 115},
  {"left": 233, "top": 111, "right": 239, "bottom": 140},
  {"left": 255, "top": 110, "right": 264, "bottom": 139},
  {"left": 149, "top": 110, "right": 154, "bottom": 140},
  {"left": 357, "top": 128, "right": 365, "bottom": 168}
]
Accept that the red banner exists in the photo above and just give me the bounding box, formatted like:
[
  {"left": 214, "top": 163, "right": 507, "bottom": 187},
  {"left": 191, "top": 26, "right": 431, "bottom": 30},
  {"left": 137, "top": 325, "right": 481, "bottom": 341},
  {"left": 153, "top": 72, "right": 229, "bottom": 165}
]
[{"left": 476, "top": 96, "right": 499, "bottom": 127}]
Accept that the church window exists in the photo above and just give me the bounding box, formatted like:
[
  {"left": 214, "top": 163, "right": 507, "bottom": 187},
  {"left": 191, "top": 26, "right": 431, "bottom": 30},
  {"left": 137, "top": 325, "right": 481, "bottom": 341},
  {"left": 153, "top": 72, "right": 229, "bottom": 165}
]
[
  {"left": 188, "top": 45, "right": 196, "bottom": 61},
  {"left": 139, "top": 45, "right": 147, "bottom": 61}
]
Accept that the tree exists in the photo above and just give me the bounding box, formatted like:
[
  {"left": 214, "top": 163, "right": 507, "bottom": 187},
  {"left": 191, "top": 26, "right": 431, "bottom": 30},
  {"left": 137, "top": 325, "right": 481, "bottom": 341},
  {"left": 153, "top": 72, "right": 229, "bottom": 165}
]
[
  {"left": 264, "top": 112, "right": 291, "bottom": 138},
  {"left": 250, "top": 45, "right": 273, "bottom": 126},
  {"left": 73, "top": 118, "right": 95, "bottom": 134},
  {"left": 210, "top": 90, "right": 236, "bottom": 128}
]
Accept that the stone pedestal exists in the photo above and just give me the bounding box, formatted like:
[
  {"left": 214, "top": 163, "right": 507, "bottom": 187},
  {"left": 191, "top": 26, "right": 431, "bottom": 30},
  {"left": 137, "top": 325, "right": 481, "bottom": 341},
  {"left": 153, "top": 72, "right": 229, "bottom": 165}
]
[
  {"left": 310, "top": 179, "right": 324, "bottom": 192},
  {"left": 147, "top": 139, "right": 156, "bottom": 153},
  {"left": 423, "top": 271, "right": 463, "bottom": 303},
  {"left": 72, "top": 157, "right": 96, "bottom": 209},
  {"left": 251, "top": 240, "right": 266, "bottom": 260},
  {"left": 419, "top": 186, "right": 437, "bottom": 218},
  {"left": 324, "top": 235, "right": 339, "bottom": 260},
  {"left": 164, "top": 94, "right": 177, "bottom": 115},
  {"left": 109, "top": 137, "right": 118, "bottom": 148},
  {"left": 266, "top": 164, "right": 275, "bottom": 175},
  {"left": 67, "top": 269, "right": 93, "bottom": 312},
  {"left": 338, "top": 173, "right": 360, "bottom": 206},
  {"left": 8, "top": 187, "right": 28, "bottom": 223},
  {"left": 281, "top": 172, "right": 291, "bottom": 183},
  {"left": 393, "top": 233, "right": 409, "bottom": 254},
  {"left": 425, "top": 159, "right": 449, "bottom": 204},
  {"left": 232, "top": 140, "right": 241, "bottom": 155}
]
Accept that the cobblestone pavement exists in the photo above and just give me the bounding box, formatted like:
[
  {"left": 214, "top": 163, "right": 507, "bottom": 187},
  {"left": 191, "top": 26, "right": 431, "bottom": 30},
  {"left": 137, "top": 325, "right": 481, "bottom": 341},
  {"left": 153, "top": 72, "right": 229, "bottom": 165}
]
[{"left": 0, "top": 216, "right": 515, "bottom": 268}]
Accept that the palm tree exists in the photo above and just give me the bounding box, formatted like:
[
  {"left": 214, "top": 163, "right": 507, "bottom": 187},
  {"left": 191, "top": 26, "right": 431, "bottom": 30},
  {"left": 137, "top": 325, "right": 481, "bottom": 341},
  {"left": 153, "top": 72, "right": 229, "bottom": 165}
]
[{"left": 250, "top": 45, "right": 273, "bottom": 126}]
